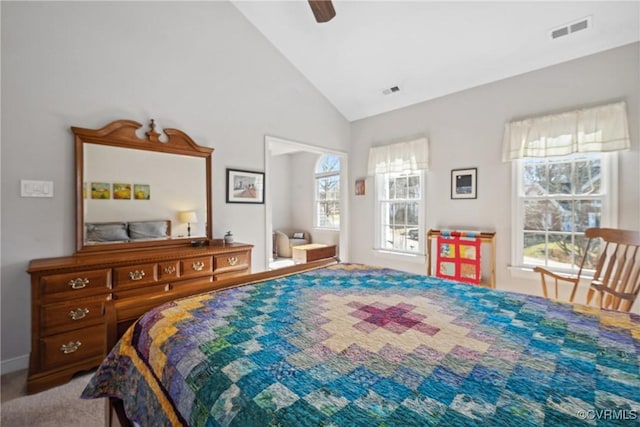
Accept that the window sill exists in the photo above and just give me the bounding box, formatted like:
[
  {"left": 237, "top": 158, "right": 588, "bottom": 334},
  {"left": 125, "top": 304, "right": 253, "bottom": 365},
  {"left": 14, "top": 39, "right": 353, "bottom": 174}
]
[
  {"left": 313, "top": 227, "right": 339, "bottom": 232},
  {"left": 508, "top": 264, "right": 595, "bottom": 282},
  {"left": 373, "top": 249, "right": 426, "bottom": 264},
  {"left": 507, "top": 265, "right": 538, "bottom": 280}
]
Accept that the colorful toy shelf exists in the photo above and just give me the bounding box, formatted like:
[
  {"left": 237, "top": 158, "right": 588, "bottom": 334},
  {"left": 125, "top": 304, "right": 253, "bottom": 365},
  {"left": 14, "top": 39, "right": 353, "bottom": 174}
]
[{"left": 426, "top": 229, "right": 496, "bottom": 288}]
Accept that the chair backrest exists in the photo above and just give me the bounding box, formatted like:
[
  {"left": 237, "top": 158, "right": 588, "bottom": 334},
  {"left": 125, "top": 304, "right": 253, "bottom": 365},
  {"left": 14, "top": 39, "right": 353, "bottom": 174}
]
[{"left": 585, "top": 228, "right": 640, "bottom": 312}]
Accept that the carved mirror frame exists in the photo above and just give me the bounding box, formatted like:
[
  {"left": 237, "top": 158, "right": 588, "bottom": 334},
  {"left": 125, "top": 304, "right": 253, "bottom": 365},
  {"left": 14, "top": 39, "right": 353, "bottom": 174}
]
[{"left": 73, "top": 119, "right": 213, "bottom": 253}]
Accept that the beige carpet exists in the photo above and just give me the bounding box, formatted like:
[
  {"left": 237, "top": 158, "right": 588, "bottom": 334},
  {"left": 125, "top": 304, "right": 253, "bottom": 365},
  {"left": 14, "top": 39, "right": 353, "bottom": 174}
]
[{"left": 1, "top": 370, "right": 105, "bottom": 426}]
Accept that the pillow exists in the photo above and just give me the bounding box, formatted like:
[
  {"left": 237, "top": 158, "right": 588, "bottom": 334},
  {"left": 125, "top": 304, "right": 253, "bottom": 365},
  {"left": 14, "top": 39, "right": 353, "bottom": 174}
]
[
  {"left": 85, "top": 222, "right": 129, "bottom": 242},
  {"left": 292, "top": 232, "right": 305, "bottom": 239},
  {"left": 128, "top": 221, "right": 169, "bottom": 240}
]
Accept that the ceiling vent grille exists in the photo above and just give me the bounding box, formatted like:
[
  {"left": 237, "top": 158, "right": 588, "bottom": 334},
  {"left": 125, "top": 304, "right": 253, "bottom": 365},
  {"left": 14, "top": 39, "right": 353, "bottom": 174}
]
[
  {"left": 551, "top": 16, "right": 591, "bottom": 40},
  {"left": 382, "top": 86, "right": 400, "bottom": 96}
]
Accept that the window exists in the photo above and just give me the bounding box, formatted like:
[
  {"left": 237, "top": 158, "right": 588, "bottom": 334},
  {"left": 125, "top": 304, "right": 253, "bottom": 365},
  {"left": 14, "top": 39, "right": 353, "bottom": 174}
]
[
  {"left": 504, "top": 101, "right": 628, "bottom": 274},
  {"left": 368, "top": 137, "right": 429, "bottom": 256},
  {"left": 375, "top": 171, "right": 425, "bottom": 254},
  {"left": 315, "top": 155, "right": 340, "bottom": 229},
  {"left": 514, "top": 152, "right": 615, "bottom": 272}
]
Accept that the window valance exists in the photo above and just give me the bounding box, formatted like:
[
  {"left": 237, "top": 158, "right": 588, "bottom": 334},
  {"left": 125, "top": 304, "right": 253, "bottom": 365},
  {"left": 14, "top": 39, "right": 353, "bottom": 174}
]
[
  {"left": 502, "top": 101, "right": 630, "bottom": 161},
  {"left": 367, "top": 137, "right": 429, "bottom": 175}
]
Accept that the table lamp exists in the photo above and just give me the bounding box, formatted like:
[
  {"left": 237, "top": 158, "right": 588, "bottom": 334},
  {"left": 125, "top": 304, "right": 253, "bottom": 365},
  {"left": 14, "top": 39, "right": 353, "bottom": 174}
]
[{"left": 179, "top": 211, "right": 197, "bottom": 237}]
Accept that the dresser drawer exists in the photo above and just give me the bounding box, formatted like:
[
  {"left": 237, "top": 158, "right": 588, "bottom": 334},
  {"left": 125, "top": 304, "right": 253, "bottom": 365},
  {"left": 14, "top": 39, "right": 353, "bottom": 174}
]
[
  {"left": 113, "top": 263, "right": 158, "bottom": 288},
  {"left": 180, "top": 256, "right": 213, "bottom": 278},
  {"left": 214, "top": 269, "right": 249, "bottom": 281},
  {"left": 213, "top": 251, "right": 249, "bottom": 273},
  {"left": 40, "top": 269, "right": 111, "bottom": 301},
  {"left": 40, "top": 324, "right": 104, "bottom": 371},
  {"left": 112, "top": 283, "right": 168, "bottom": 299},
  {"left": 158, "top": 261, "right": 180, "bottom": 281},
  {"left": 41, "top": 298, "right": 106, "bottom": 336},
  {"left": 170, "top": 276, "right": 214, "bottom": 291}
]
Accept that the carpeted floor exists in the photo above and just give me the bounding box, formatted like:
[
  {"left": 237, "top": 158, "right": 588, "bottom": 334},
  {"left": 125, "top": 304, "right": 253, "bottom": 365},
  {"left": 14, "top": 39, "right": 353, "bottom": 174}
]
[{"left": 1, "top": 369, "right": 105, "bottom": 426}]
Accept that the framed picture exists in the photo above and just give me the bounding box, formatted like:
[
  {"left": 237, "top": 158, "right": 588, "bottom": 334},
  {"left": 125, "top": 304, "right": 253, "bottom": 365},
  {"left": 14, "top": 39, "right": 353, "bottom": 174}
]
[
  {"left": 90, "top": 182, "right": 110, "bottom": 199},
  {"left": 451, "top": 168, "right": 477, "bottom": 199},
  {"left": 133, "top": 184, "right": 150, "bottom": 200},
  {"left": 355, "top": 178, "right": 365, "bottom": 196},
  {"left": 226, "top": 168, "right": 265, "bottom": 204},
  {"left": 112, "top": 183, "right": 132, "bottom": 200}
]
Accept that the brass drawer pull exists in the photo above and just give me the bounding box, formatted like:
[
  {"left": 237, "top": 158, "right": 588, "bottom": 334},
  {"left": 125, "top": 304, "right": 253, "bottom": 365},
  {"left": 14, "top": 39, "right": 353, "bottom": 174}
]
[
  {"left": 192, "top": 261, "right": 205, "bottom": 271},
  {"left": 68, "top": 308, "right": 89, "bottom": 320},
  {"left": 128, "top": 270, "right": 145, "bottom": 281},
  {"left": 67, "top": 278, "right": 89, "bottom": 290},
  {"left": 227, "top": 256, "right": 239, "bottom": 266},
  {"left": 163, "top": 266, "right": 176, "bottom": 274},
  {"left": 60, "top": 341, "right": 82, "bottom": 354}
]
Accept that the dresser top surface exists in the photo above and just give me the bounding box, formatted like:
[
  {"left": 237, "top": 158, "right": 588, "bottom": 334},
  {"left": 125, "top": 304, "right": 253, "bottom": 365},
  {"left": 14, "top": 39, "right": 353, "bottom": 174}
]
[{"left": 28, "top": 243, "right": 253, "bottom": 273}]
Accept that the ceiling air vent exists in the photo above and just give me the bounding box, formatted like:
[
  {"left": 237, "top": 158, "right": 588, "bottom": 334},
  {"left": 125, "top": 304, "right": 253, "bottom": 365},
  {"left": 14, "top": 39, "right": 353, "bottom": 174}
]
[
  {"left": 570, "top": 19, "right": 589, "bottom": 33},
  {"left": 551, "top": 26, "right": 569, "bottom": 39},
  {"left": 550, "top": 16, "right": 591, "bottom": 40},
  {"left": 382, "top": 86, "right": 400, "bottom": 96}
]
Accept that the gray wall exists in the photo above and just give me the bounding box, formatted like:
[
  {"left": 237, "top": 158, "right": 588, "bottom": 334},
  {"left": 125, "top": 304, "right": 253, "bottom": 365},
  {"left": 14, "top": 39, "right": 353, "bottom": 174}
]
[
  {"left": 1, "top": 1, "right": 350, "bottom": 369},
  {"left": 349, "top": 42, "right": 640, "bottom": 308},
  {"left": 270, "top": 154, "right": 293, "bottom": 234}
]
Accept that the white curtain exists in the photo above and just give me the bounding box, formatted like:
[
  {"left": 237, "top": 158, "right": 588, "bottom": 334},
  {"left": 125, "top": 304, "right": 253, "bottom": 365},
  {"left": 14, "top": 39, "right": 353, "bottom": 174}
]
[
  {"left": 367, "top": 137, "right": 429, "bottom": 175},
  {"left": 502, "top": 101, "right": 630, "bottom": 161}
]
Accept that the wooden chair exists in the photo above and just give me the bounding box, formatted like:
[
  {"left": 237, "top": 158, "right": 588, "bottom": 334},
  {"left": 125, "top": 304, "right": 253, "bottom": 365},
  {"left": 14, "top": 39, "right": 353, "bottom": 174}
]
[{"left": 534, "top": 228, "right": 640, "bottom": 312}]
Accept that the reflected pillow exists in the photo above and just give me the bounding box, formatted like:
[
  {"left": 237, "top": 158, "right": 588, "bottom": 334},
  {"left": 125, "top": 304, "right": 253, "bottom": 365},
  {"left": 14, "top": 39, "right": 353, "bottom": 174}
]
[
  {"left": 128, "top": 221, "right": 169, "bottom": 240},
  {"left": 86, "top": 222, "right": 129, "bottom": 242},
  {"left": 292, "top": 232, "right": 305, "bottom": 239}
]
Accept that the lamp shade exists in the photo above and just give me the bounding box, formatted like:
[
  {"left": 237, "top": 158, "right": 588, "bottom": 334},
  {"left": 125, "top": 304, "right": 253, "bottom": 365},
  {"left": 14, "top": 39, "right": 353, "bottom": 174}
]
[{"left": 179, "top": 211, "right": 197, "bottom": 224}]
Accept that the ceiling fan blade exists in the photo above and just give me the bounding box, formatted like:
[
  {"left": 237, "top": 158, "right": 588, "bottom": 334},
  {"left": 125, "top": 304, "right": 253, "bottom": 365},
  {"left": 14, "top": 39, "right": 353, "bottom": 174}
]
[{"left": 308, "top": 0, "right": 336, "bottom": 23}]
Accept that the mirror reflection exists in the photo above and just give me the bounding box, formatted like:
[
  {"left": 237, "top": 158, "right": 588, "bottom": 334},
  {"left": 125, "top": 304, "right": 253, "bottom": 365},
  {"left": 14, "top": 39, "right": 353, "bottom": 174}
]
[{"left": 83, "top": 143, "right": 207, "bottom": 245}]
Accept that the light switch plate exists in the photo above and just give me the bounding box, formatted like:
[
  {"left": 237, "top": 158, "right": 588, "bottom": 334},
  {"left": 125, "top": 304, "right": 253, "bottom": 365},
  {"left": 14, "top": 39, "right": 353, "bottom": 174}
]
[{"left": 21, "top": 180, "right": 54, "bottom": 198}]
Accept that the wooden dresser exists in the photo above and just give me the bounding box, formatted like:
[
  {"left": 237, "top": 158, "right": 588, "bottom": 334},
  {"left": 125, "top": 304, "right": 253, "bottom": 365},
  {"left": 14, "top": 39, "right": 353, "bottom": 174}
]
[{"left": 27, "top": 242, "right": 252, "bottom": 394}]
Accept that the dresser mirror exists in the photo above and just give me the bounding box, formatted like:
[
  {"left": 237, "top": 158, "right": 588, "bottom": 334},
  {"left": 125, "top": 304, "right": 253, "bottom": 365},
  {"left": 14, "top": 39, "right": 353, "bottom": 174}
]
[{"left": 73, "top": 119, "right": 213, "bottom": 253}]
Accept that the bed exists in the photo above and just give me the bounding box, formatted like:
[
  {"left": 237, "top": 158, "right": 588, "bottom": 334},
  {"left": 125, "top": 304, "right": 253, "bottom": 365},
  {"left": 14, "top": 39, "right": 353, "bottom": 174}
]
[{"left": 82, "top": 262, "right": 640, "bottom": 426}]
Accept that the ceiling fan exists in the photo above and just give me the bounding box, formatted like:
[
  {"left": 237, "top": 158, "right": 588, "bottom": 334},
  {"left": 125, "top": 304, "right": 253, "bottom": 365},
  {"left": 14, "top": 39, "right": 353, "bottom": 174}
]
[{"left": 308, "top": 0, "right": 336, "bottom": 23}]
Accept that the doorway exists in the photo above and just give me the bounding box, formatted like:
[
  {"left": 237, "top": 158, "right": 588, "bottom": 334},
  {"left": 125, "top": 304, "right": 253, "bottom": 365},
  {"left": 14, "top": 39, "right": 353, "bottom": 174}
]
[{"left": 264, "top": 136, "right": 348, "bottom": 269}]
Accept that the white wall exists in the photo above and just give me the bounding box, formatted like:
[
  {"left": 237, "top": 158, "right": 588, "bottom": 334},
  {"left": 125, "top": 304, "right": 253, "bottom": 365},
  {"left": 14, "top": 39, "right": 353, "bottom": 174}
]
[
  {"left": 270, "top": 155, "right": 293, "bottom": 233},
  {"left": 0, "top": 1, "right": 350, "bottom": 368},
  {"left": 350, "top": 42, "right": 640, "bottom": 311}
]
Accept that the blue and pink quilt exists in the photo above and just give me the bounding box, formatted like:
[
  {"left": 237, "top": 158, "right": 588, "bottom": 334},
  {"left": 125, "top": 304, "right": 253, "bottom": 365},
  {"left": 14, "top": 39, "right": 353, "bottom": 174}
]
[{"left": 82, "top": 264, "right": 640, "bottom": 426}]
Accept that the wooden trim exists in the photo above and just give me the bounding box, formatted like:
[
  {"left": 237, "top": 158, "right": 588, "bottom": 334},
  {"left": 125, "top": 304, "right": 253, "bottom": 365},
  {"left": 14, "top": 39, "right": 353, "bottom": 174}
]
[
  {"left": 73, "top": 119, "right": 213, "bottom": 254},
  {"left": 28, "top": 243, "right": 254, "bottom": 274}
]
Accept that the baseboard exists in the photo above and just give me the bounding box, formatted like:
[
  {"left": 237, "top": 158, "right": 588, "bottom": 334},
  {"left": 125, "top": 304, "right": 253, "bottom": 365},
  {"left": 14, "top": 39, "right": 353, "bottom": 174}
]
[{"left": 1, "top": 354, "right": 29, "bottom": 375}]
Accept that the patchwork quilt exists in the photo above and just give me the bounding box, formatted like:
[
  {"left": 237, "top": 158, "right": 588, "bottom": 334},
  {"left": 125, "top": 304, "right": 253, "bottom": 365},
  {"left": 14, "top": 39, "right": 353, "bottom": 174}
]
[{"left": 82, "top": 264, "right": 640, "bottom": 426}]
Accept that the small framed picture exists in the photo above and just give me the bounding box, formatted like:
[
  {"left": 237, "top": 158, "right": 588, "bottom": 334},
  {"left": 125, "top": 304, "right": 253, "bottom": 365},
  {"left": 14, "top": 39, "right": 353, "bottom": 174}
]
[
  {"left": 451, "top": 168, "right": 477, "bottom": 199},
  {"left": 355, "top": 178, "right": 365, "bottom": 196},
  {"left": 91, "top": 182, "right": 111, "bottom": 199},
  {"left": 112, "top": 183, "right": 132, "bottom": 200},
  {"left": 133, "top": 184, "right": 150, "bottom": 200},
  {"left": 226, "top": 168, "right": 265, "bottom": 204}
]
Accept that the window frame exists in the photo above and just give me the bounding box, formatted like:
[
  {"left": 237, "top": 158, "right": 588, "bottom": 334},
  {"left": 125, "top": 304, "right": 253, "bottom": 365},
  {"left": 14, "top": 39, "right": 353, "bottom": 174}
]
[
  {"left": 374, "top": 170, "right": 426, "bottom": 256},
  {"left": 511, "top": 152, "right": 618, "bottom": 274},
  {"left": 314, "top": 155, "right": 341, "bottom": 230}
]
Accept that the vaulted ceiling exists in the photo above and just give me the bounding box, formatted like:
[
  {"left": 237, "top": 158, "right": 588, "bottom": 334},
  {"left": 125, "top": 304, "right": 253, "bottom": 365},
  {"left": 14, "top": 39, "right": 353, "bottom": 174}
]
[{"left": 232, "top": 1, "right": 640, "bottom": 122}]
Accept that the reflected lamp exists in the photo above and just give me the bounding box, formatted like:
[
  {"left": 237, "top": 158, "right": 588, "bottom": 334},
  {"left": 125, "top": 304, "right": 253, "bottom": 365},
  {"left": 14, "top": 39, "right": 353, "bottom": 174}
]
[{"left": 179, "top": 211, "right": 198, "bottom": 237}]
